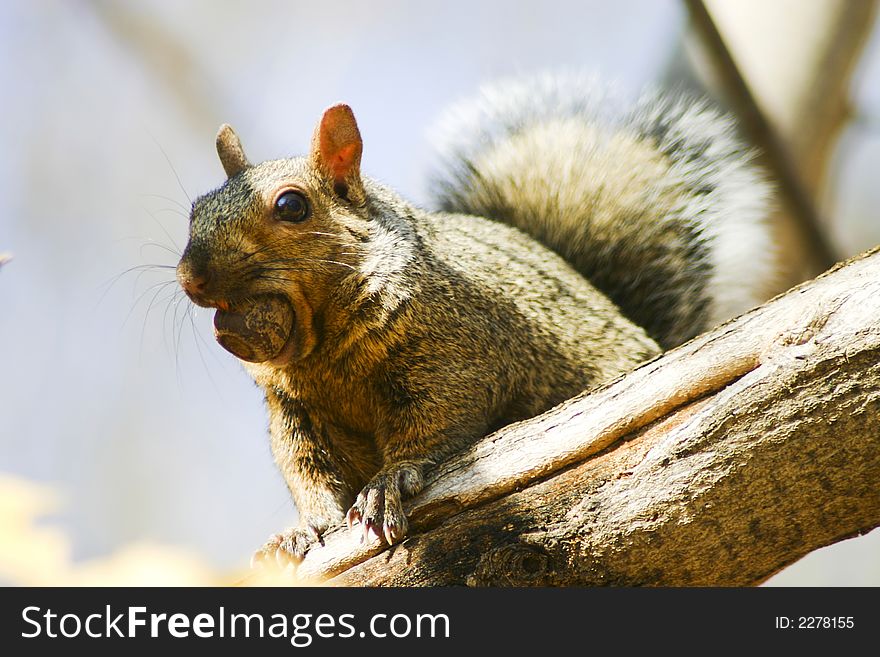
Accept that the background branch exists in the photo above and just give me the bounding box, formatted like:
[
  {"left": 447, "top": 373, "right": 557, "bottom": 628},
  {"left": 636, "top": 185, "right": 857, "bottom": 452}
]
[
  {"left": 684, "top": 0, "right": 838, "bottom": 270},
  {"left": 684, "top": 0, "right": 879, "bottom": 283}
]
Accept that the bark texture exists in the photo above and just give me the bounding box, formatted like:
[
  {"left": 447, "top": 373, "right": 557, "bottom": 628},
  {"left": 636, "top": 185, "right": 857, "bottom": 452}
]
[{"left": 282, "top": 247, "right": 880, "bottom": 586}]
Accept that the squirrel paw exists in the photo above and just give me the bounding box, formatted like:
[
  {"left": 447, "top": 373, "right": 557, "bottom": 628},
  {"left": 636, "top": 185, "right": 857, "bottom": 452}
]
[
  {"left": 346, "top": 473, "right": 409, "bottom": 546},
  {"left": 251, "top": 525, "right": 322, "bottom": 570}
]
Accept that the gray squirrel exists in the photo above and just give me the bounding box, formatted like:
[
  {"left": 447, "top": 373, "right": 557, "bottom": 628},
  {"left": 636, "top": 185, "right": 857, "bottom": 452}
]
[{"left": 175, "top": 73, "right": 774, "bottom": 568}]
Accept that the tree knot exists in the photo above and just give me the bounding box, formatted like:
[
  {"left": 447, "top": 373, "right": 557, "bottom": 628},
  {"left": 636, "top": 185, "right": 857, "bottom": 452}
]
[{"left": 466, "top": 542, "right": 552, "bottom": 586}]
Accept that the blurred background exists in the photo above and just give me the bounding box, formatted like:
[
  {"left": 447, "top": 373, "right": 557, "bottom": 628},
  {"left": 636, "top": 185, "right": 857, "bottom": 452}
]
[{"left": 1, "top": 0, "right": 878, "bottom": 585}]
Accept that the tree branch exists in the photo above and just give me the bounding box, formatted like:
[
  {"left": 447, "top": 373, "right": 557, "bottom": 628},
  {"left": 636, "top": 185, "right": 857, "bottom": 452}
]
[{"left": 279, "top": 247, "right": 880, "bottom": 585}]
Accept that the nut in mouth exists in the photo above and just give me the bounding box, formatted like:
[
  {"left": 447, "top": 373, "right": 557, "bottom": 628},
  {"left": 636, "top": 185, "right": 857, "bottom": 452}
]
[{"left": 212, "top": 294, "right": 295, "bottom": 363}]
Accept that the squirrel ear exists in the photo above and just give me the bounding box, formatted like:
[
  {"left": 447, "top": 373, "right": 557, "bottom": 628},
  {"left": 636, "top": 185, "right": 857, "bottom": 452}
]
[
  {"left": 310, "top": 104, "right": 363, "bottom": 199},
  {"left": 216, "top": 124, "right": 249, "bottom": 178}
]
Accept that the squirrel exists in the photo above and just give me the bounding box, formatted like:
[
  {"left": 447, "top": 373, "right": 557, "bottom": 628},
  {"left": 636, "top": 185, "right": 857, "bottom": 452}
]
[{"left": 175, "top": 73, "right": 773, "bottom": 568}]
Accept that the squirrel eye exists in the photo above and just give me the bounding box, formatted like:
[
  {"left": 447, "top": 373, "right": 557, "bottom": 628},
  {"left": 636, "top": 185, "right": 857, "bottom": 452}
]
[{"left": 274, "top": 190, "right": 310, "bottom": 223}]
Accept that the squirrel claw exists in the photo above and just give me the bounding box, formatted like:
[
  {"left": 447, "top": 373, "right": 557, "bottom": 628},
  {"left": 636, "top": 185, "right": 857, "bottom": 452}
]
[
  {"left": 252, "top": 527, "right": 318, "bottom": 571},
  {"left": 347, "top": 506, "right": 362, "bottom": 528},
  {"left": 275, "top": 548, "right": 290, "bottom": 570},
  {"left": 347, "top": 473, "right": 410, "bottom": 546},
  {"left": 250, "top": 532, "right": 284, "bottom": 570},
  {"left": 383, "top": 520, "right": 405, "bottom": 546},
  {"left": 362, "top": 518, "right": 382, "bottom": 544}
]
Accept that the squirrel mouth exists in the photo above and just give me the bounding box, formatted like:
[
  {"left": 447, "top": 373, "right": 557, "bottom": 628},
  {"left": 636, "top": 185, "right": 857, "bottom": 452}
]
[{"left": 212, "top": 294, "right": 296, "bottom": 364}]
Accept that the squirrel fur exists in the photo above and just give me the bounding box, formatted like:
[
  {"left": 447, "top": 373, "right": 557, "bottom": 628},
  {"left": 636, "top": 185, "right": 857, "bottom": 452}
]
[{"left": 176, "top": 73, "right": 773, "bottom": 567}]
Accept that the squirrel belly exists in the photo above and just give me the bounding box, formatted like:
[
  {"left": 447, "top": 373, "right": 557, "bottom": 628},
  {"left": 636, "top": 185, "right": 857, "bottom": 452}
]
[
  {"left": 429, "top": 73, "right": 775, "bottom": 349},
  {"left": 177, "top": 76, "right": 774, "bottom": 567}
]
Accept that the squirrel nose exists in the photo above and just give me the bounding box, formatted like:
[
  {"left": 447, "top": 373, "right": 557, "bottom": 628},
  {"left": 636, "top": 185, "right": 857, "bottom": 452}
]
[
  {"left": 177, "top": 266, "right": 211, "bottom": 297},
  {"left": 182, "top": 273, "right": 208, "bottom": 295}
]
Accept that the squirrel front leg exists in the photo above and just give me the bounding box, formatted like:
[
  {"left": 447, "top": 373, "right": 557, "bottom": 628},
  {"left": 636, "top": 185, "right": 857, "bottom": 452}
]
[
  {"left": 346, "top": 456, "right": 430, "bottom": 545},
  {"left": 347, "top": 423, "right": 466, "bottom": 545},
  {"left": 253, "top": 392, "right": 354, "bottom": 569}
]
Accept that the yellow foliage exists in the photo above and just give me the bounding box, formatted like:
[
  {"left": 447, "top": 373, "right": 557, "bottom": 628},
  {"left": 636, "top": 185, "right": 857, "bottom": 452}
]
[{"left": 0, "top": 475, "right": 295, "bottom": 586}]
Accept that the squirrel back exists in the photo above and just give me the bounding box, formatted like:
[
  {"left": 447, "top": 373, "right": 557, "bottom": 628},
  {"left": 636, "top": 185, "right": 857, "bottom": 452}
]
[{"left": 428, "top": 74, "right": 774, "bottom": 348}]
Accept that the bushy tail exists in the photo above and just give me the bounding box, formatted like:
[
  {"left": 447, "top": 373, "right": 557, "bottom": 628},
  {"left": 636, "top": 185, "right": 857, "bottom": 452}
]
[{"left": 428, "top": 73, "right": 774, "bottom": 348}]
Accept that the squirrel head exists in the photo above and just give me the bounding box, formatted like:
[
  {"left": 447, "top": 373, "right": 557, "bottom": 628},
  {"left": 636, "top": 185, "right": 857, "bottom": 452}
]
[{"left": 177, "top": 104, "right": 370, "bottom": 366}]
